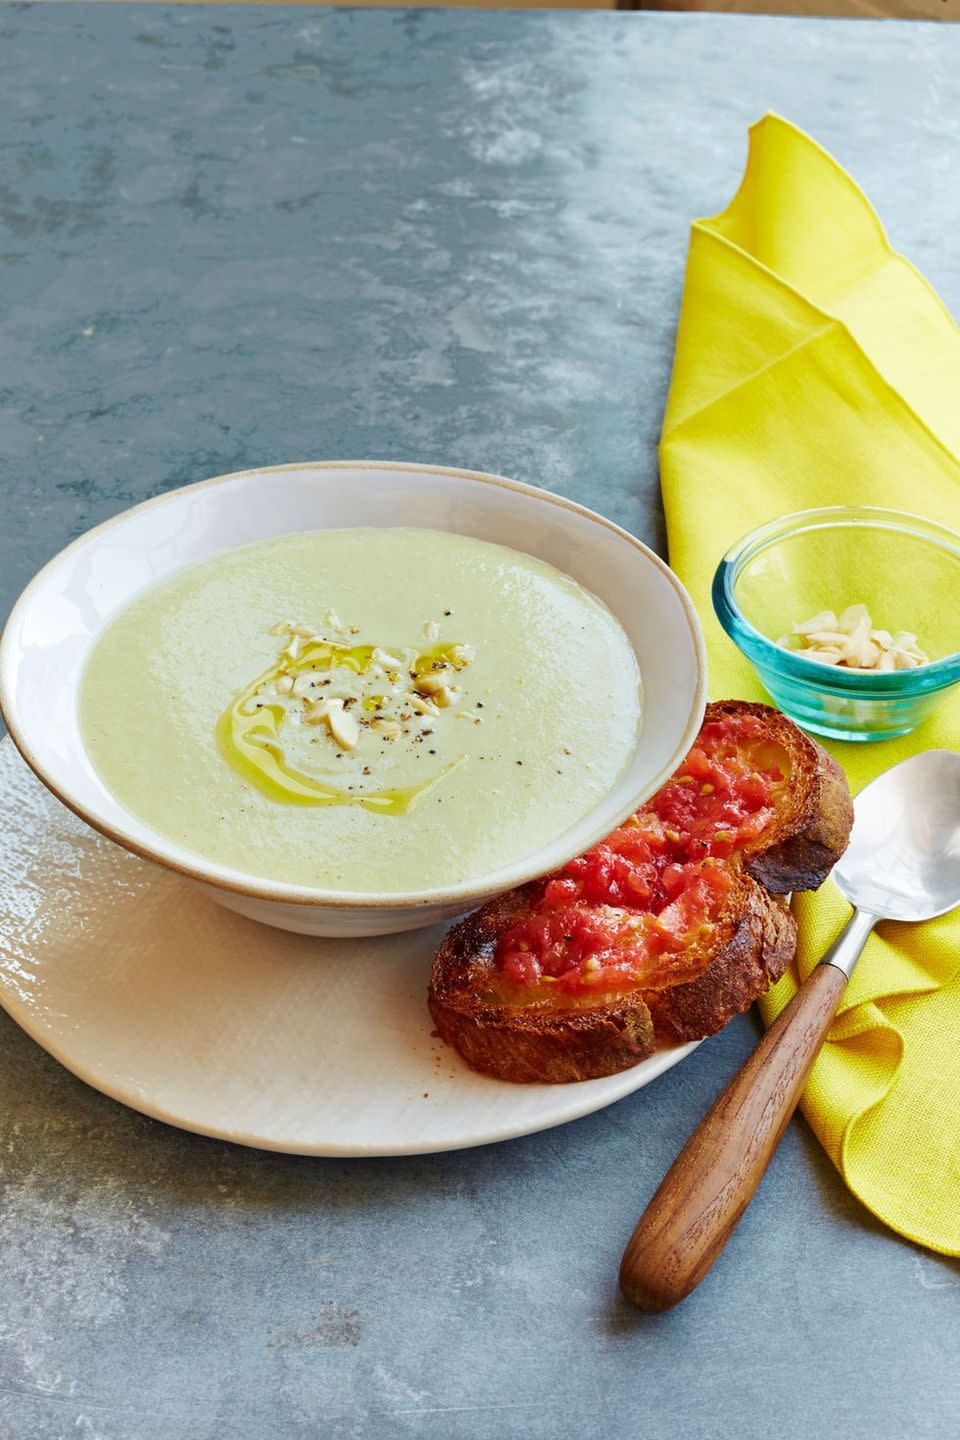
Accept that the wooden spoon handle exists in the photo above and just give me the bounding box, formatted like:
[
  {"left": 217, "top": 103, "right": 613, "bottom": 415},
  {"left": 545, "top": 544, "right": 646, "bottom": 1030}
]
[{"left": 619, "top": 962, "right": 847, "bottom": 1312}]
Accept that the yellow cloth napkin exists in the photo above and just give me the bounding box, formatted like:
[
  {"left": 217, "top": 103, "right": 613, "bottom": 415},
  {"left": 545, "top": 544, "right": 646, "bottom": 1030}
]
[{"left": 660, "top": 113, "right": 960, "bottom": 1257}]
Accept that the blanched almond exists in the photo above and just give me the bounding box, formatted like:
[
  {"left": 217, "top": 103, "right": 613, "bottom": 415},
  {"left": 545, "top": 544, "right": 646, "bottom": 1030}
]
[
  {"left": 372, "top": 719, "right": 401, "bottom": 739},
  {"left": 415, "top": 671, "right": 450, "bottom": 695},
  {"left": 838, "top": 603, "right": 870, "bottom": 634},
  {"left": 304, "top": 697, "right": 336, "bottom": 725},
  {"left": 841, "top": 616, "right": 872, "bottom": 663},
  {"left": 891, "top": 631, "right": 925, "bottom": 658},
  {"left": 423, "top": 619, "right": 441, "bottom": 642},
  {"left": 792, "top": 610, "right": 838, "bottom": 635},
  {"left": 805, "top": 630, "right": 849, "bottom": 647},
  {"left": 408, "top": 692, "right": 440, "bottom": 717},
  {"left": 328, "top": 705, "right": 360, "bottom": 749}
]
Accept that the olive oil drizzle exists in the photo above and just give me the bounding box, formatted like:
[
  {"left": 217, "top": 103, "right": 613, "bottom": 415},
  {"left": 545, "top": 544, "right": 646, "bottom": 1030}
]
[{"left": 217, "top": 637, "right": 465, "bottom": 814}]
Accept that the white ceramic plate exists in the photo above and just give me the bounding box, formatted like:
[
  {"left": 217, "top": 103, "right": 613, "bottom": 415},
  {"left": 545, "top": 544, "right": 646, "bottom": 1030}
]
[{"left": 0, "top": 740, "right": 699, "bottom": 1156}]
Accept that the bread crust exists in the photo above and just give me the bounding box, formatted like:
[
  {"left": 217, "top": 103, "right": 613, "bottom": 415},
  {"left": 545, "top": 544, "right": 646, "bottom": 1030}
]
[
  {"left": 701, "top": 701, "right": 853, "bottom": 893},
  {"left": 428, "top": 989, "right": 656, "bottom": 1085},
  {"left": 429, "top": 701, "right": 850, "bottom": 1083},
  {"left": 642, "top": 878, "right": 795, "bottom": 1043}
]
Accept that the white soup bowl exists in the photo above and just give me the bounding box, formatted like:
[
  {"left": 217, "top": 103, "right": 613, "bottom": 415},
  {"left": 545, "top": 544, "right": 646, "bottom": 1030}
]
[{"left": 0, "top": 462, "right": 706, "bottom": 936}]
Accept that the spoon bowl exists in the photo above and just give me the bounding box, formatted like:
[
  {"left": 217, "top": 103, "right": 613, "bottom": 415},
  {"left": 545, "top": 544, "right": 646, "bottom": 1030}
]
[{"left": 833, "top": 749, "right": 960, "bottom": 922}]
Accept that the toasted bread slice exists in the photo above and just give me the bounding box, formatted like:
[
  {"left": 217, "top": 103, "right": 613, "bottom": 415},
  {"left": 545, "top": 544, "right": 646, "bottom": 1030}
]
[{"left": 429, "top": 701, "right": 852, "bottom": 1084}]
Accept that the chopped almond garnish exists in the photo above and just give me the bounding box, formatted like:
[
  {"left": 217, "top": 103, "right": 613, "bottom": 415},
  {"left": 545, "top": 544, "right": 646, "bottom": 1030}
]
[{"left": 262, "top": 615, "right": 479, "bottom": 765}]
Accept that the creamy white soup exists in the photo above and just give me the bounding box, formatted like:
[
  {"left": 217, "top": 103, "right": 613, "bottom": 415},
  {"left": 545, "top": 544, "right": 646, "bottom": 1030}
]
[{"left": 79, "top": 528, "right": 642, "bottom": 892}]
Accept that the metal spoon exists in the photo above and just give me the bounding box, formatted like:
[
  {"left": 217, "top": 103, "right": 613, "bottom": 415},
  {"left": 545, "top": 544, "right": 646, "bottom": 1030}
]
[{"left": 619, "top": 750, "right": 960, "bottom": 1312}]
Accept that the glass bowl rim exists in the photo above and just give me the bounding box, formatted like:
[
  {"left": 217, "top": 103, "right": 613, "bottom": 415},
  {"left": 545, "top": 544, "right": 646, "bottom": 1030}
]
[{"left": 712, "top": 505, "right": 960, "bottom": 692}]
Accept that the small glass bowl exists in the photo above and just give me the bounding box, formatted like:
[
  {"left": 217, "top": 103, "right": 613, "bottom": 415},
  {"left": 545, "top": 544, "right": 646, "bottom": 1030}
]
[{"left": 712, "top": 506, "right": 960, "bottom": 743}]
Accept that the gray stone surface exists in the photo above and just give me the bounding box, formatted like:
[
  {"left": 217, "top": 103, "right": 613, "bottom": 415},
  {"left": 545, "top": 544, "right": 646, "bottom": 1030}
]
[{"left": 1, "top": 6, "right": 959, "bottom": 1438}]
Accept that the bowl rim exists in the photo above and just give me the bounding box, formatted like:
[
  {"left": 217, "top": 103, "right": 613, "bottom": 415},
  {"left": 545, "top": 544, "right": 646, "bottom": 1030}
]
[
  {"left": 0, "top": 459, "right": 708, "bottom": 910},
  {"left": 713, "top": 504, "right": 960, "bottom": 691}
]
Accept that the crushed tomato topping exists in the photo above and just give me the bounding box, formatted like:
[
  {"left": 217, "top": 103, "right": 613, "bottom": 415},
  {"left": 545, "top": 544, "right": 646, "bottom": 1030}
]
[{"left": 496, "top": 711, "right": 786, "bottom": 997}]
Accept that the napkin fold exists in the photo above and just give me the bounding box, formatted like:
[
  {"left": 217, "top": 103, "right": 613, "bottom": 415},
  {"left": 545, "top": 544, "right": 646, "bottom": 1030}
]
[{"left": 660, "top": 114, "right": 960, "bottom": 1256}]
